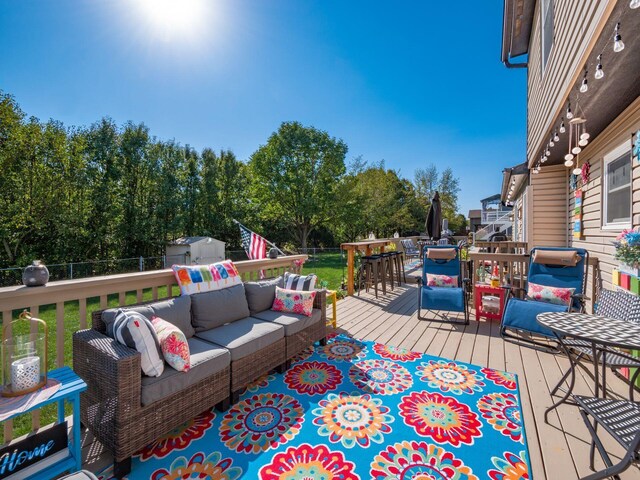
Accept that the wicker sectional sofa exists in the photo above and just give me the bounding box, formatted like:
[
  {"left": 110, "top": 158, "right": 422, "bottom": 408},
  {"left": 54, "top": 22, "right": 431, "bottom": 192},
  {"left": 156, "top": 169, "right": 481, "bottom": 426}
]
[{"left": 73, "top": 278, "right": 326, "bottom": 478}]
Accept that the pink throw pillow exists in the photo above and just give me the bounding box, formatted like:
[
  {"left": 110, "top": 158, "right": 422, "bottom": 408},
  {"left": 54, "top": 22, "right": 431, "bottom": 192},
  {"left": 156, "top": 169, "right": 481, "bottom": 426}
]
[
  {"left": 152, "top": 316, "right": 190, "bottom": 372},
  {"left": 426, "top": 273, "right": 458, "bottom": 288},
  {"left": 526, "top": 282, "right": 575, "bottom": 306},
  {"left": 271, "top": 286, "right": 317, "bottom": 317}
]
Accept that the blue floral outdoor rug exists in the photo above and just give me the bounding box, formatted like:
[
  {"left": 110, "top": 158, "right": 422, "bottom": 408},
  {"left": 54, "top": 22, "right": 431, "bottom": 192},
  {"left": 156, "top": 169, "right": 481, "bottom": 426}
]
[{"left": 99, "top": 333, "right": 531, "bottom": 479}]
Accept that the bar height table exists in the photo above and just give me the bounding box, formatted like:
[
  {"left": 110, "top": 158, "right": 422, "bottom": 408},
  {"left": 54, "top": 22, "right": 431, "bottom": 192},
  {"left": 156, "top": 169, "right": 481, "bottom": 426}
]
[
  {"left": 536, "top": 311, "right": 640, "bottom": 423},
  {"left": 341, "top": 240, "right": 393, "bottom": 296}
]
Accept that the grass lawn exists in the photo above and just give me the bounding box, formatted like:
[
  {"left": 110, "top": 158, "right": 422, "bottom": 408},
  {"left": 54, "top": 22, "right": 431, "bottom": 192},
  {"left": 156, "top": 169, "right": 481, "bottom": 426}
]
[{"left": 301, "top": 252, "right": 345, "bottom": 291}]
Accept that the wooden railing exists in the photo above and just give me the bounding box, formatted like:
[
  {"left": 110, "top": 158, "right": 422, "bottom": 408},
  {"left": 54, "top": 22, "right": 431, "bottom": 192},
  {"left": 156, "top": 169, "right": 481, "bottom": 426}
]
[
  {"left": 473, "top": 241, "right": 528, "bottom": 254},
  {"left": 467, "top": 252, "right": 600, "bottom": 310},
  {"left": 0, "top": 254, "right": 307, "bottom": 442}
]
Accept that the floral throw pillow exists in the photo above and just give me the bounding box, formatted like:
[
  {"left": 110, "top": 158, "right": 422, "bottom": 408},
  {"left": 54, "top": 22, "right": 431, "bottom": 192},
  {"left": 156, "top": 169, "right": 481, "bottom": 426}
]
[
  {"left": 151, "top": 316, "right": 191, "bottom": 372},
  {"left": 526, "top": 282, "right": 575, "bottom": 306},
  {"left": 271, "top": 286, "right": 317, "bottom": 317},
  {"left": 426, "top": 273, "right": 458, "bottom": 288}
]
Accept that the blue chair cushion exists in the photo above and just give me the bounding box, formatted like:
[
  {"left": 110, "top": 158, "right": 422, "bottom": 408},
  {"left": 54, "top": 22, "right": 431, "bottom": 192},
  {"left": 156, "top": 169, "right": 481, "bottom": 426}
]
[
  {"left": 421, "top": 286, "right": 465, "bottom": 312},
  {"left": 502, "top": 298, "right": 568, "bottom": 338}
]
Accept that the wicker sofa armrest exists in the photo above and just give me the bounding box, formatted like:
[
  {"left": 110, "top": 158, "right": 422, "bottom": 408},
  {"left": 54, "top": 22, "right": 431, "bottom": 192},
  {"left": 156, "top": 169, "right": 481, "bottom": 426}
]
[
  {"left": 73, "top": 329, "right": 142, "bottom": 438},
  {"left": 314, "top": 288, "right": 327, "bottom": 324}
]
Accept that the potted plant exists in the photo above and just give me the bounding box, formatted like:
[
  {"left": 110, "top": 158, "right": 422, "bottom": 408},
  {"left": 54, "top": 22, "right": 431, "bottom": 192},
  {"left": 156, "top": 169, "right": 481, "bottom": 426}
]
[{"left": 613, "top": 227, "right": 640, "bottom": 277}]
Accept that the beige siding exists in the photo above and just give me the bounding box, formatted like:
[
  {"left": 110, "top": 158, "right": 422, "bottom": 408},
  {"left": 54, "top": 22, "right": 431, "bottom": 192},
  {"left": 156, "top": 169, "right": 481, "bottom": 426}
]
[
  {"left": 569, "top": 98, "right": 640, "bottom": 302},
  {"left": 527, "top": 0, "right": 616, "bottom": 165},
  {"left": 529, "top": 165, "right": 568, "bottom": 247}
]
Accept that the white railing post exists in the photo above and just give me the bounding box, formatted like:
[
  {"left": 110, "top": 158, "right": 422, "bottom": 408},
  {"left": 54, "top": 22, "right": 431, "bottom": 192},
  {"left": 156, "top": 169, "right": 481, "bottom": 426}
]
[{"left": 139, "top": 256, "right": 144, "bottom": 271}]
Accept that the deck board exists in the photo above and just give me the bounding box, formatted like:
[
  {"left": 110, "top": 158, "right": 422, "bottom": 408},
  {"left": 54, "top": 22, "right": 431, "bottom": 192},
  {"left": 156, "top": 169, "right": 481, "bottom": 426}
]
[{"left": 336, "top": 284, "right": 640, "bottom": 480}]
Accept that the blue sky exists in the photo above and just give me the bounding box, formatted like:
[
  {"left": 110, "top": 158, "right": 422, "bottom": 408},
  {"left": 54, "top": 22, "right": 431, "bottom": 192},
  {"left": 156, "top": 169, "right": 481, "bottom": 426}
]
[{"left": 0, "top": 0, "right": 526, "bottom": 215}]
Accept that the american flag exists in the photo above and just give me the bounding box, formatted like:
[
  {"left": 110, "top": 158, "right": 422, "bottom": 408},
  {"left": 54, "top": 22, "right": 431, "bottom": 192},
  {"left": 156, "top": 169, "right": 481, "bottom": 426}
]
[{"left": 239, "top": 224, "right": 267, "bottom": 260}]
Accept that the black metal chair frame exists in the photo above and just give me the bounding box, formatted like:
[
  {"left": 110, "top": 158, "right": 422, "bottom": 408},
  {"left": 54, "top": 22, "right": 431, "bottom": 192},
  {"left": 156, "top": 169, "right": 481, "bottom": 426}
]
[{"left": 575, "top": 395, "right": 640, "bottom": 480}]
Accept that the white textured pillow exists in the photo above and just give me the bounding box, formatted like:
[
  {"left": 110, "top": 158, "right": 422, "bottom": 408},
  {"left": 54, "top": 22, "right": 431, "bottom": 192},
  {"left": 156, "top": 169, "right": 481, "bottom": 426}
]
[
  {"left": 113, "top": 309, "right": 164, "bottom": 377},
  {"left": 283, "top": 272, "right": 317, "bottom": 291}
]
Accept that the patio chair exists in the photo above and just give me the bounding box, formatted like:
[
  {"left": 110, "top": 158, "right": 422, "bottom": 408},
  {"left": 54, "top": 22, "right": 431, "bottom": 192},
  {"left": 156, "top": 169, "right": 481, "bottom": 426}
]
[
  {"left": 400, "top": 239, "right": 420, "bottom": 260},
  {"left": 500, "top": 247, "right": 589, "bottom": 351},
  {"left": 417, "top": 245, "right": 469, "bottom": 324},
  {"left": 554, "top": 289, "right": 640, "bottom": 400},
  {"left": 574, "top": 395, "right": 640, "bottom": 480}
]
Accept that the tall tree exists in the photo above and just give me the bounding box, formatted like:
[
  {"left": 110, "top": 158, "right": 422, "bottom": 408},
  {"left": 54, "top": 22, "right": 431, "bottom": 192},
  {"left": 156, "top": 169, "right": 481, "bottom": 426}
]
[{"left": 249, "top": 122, "right": 347, "bottom": 249}]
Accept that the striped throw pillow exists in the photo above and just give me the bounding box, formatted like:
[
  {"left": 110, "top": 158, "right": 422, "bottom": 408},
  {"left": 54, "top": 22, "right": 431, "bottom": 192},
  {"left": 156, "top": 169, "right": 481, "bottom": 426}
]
[
  {"left": 113, "top": 309, "right": 165, "bottom": 377},
  {"left": 283, "top": 271, "right": 317, "bottom": 291}
]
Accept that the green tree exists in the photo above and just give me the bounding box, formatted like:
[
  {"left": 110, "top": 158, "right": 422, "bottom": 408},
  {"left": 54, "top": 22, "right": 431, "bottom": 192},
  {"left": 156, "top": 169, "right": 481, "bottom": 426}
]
[{"left": 249, "top": 122, "right": 347, "bottom": 249}]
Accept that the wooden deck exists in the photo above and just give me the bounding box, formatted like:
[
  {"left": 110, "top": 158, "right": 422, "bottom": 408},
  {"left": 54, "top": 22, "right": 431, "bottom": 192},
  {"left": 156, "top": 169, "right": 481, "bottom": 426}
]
[
  {"left": 336, "top": 284, "right": 639, "bottom": 480},
  {"left": 79, "top": 284, "right": 639, "bottom": 479}
]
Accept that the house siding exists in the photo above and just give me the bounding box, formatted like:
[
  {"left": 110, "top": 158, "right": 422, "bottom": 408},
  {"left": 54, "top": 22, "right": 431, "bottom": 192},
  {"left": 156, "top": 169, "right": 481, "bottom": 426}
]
[
  {"left": 568, "top": 98, "right": 640, "bottom": 305},
  {"left": 527, "top": 0, "right": 615, "bottom": 165},
  {"left": 529, "top": 165, "right": 568, "bottom": 247}
]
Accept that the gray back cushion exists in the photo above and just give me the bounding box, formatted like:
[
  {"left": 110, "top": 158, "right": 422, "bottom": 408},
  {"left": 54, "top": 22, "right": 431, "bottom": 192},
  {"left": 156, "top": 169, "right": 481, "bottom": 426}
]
[
  {"left": 191, "top": 284, "right": 251, "bottom": 331},
  {"left": 100, "top": 295, "right": 194, "bottom": 338},
  {"left": 147, "top": 295, "right": 194, "bottom": 338},
  {"left": 102, "top": 305, "right": 155, "bottom": 338},
  {"left": 244, "top": 276, "right": 283, "bottom": 315}
]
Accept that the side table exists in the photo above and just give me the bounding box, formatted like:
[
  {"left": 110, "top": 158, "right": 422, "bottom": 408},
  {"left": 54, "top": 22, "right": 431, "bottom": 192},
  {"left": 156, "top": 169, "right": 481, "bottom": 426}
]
[
  {"left": 1, "top": 367, "right": 87, "bottom": 479},
  {"left": 474, "top": 284, "right": 506, "bottom": 321}
]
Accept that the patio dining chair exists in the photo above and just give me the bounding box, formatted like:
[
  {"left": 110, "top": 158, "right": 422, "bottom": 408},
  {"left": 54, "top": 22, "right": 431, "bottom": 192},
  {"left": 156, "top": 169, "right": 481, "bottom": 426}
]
[
  {"left": 400, "top": 239, "right": 420, "bottom": 260},
  {"left": 500, "top": 247, "right": 589, "bottom": 351},
  {"left": 574, "top": 395, "right": 640, "bottom": 480},
  {"left": 553, "top": 289, "right": 640, "bottom": 400},
  {"left": 417, "top": 245, "right": 469, "bottom": 325}
]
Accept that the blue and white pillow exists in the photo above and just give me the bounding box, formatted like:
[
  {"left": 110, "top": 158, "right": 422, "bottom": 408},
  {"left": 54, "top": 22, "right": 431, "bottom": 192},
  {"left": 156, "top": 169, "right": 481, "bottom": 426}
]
[
  {"left": 283, "top": 271, "right": 317, "bottom": 291},
  {"left": 113, "top": 309, "right": 165, "bottom": 377}
]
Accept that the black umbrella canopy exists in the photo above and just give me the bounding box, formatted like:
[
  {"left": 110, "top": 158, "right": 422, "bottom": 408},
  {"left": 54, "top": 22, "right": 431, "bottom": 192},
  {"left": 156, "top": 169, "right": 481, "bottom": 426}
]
[{"left": 426, "top": 192, "right": 442, "bottom": 240}]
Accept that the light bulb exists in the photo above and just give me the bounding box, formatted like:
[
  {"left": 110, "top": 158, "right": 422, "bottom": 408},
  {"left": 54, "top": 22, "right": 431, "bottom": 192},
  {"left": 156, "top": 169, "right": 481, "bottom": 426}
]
[
  {"left": 550, "top": 139, "right": 555, "bottom": 147},
  {"left": 545, "top": 149, "right": 551, "bottom": 156},
  {"left": 614, "top": 23, "right": 625, "bottom": 52},
  {"left": 632, "top": 0, "right": 640, "bottom": 9},
  {"left": 553, "top": 131, "right": 560, "bottom": 142},
  {"left": 542, "top": 155, "right": 547, "bottom": 163},
  {"left": 560, "top": 122, "right": 566, "bottom": 134},
  {"left": 572, "top": 146, "right": 582, "bottom": 154},
  {"left": 595, "top": 56, "right": 604, "bottom": 79},
  {"left": 578, "top": 138, "right": 588, "bottom": 147},
  {"left": 573, "top": 167, "right": 582, "bottom": 175},
  {"left": 567, "top": 107, "right": 573, "bottom": 120},
  {"left": 580, "top": 132, "right": 590, "bottom": 140},
  {"left": 565, "top": 153, "right": 574, "bottom": 161},
  {"left": 564, "top": 159, "right": 574, "bottom": 167},
  {"left": 580, "top": 77, "right": 588, "bottom": 93}
]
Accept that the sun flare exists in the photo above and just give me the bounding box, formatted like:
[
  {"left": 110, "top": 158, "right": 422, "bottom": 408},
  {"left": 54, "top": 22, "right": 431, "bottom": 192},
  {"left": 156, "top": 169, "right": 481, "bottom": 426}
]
[{"left": 136, "top": 0, "right": 208, "bottom": 38}]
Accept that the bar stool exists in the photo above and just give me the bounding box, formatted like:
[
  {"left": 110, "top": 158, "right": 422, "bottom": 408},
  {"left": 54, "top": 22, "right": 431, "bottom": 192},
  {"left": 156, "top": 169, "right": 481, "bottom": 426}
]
[
  {"left": 390, "top": 251, "right": 404, "bottom": 285},
  {"left": 358, "top": 255, "right": 385, "bottom": 298},
  {"left": 380, "top": 252, "right": 400, "bottom": 290}
]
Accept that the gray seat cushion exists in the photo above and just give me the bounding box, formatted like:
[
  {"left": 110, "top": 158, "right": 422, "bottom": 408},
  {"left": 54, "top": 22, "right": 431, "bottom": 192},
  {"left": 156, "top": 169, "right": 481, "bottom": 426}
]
[
  {"left": 140, "top": 337, "right": 230, "bottom": 406},
  {"left": 191, "top": 284, "right": 251, "bottom": 332},
  {"left": 252, "top": 308, "right": 323, "bottom": 336},
  {"left": 195, "top": 317, "right": 284, "bottom": 361},
  {"left": 244, "top": 277, "right": 282, "bottom": 315}
]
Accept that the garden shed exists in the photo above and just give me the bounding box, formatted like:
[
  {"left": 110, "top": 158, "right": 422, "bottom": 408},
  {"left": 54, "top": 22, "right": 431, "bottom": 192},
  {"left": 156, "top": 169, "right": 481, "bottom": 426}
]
[{"left": 165, "top": 236, "right": 225, "bottom": 265}]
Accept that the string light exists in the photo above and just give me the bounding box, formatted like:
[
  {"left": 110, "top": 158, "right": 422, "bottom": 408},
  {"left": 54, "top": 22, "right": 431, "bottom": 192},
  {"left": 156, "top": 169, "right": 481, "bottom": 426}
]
[
  {"left": 566, "top": 101, "right": 574, "bottom": 120},
  {"left": 545, "top": 147, "right": 551, "bottom": 156},
  {"left": 549, "top": 136, "right": 555, "bottom": 147},
  {"left": 579, "top": 69, "right": 588, "bottom": 93},
  {"left": 632, "top": 0, "right": 640, "bottom": 9},
  {"left": 613, "top": 23, "right": 625, "bottom": 52},
  {"left": 553, "top": 130, "right": 560, "bottom": 142},
  {"left": 560, "top": 120, "right": 566, "bottom": 134},
  {"left": 595, "top": 54, "right": 604, "bottom": 79}
]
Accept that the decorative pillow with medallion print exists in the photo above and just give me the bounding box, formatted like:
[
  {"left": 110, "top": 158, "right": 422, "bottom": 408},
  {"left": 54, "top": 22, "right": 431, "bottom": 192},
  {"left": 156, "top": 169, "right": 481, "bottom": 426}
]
[{"left": 271, "top": 286, "right": 317, "bottom": 317}]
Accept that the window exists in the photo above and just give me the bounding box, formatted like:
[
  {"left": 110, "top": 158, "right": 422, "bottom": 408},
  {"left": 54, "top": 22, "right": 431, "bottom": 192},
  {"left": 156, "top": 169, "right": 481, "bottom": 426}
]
[
  {"left": 603, "top": 142, "right": 632, "bottom": 228},
  {"left": 541, "top": 0, "right": 554, "bottom": 73}
]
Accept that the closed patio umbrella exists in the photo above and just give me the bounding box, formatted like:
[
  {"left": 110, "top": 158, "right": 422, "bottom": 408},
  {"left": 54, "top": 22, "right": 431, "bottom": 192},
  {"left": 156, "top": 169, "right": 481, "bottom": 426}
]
[{"left": 426, "top": 191, "right": 442, "bottom": 240}]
